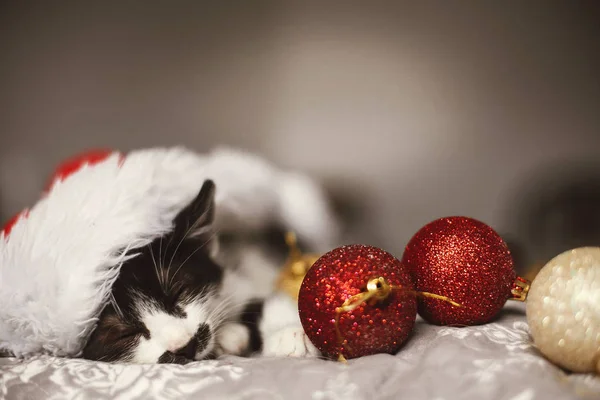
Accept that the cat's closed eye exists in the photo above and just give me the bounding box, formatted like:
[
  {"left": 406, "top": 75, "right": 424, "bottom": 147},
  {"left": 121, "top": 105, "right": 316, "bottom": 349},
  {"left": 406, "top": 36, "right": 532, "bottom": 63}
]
[
  {"left": 121, "top": 324, "right": 150, "bottom": 341},
  {"left": 99, "top": 314, "right": 147, "bottom": 342},
  {"left": 114, "top": 328, "right": 141, "bottom": 341}
]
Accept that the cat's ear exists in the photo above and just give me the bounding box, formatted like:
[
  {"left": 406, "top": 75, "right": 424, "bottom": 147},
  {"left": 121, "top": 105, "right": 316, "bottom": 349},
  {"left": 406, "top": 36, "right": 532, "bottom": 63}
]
[{"left": 172, "top": 179, "right": 216, "bottom": 242}]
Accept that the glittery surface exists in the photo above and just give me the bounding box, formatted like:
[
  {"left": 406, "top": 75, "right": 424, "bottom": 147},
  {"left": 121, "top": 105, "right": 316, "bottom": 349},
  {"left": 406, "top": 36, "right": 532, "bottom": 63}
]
[
  {"left": 402, "top": 216, "right": 516, "bottom": 326},
  {"left": 527, "top": 247, "right": 600, "bottom": 373},
  {"left": 298, "top": 244, "right": 417, "bottom": 360}
]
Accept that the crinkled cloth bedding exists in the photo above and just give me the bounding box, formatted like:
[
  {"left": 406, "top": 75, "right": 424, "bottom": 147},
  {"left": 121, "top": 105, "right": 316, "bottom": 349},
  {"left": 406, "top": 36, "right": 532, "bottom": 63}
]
[{"left": 1, "top": 303, "right": 599, "bottom": 400}]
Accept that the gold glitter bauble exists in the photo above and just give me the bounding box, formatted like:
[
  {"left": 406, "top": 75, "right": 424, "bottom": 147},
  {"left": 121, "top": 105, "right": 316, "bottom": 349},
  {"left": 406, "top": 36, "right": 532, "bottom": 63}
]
[{"left": 526, "top": 247, "right": 600, "bottom": 373}]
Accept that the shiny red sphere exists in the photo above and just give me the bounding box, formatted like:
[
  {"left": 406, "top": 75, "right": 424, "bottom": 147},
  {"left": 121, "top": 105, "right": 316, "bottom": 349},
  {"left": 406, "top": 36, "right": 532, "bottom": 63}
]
[
  {"left": 298, "top": 244, "right": 417, "bottom": 360},
  {"left": 402, "top": 216, "right": 516, "bottom": 326}
]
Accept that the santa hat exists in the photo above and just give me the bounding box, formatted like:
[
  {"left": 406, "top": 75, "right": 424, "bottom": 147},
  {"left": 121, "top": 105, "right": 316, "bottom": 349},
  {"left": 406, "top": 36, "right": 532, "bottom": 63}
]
[{"left": 0, "top": 146, "right": 339, "bottom": 358}]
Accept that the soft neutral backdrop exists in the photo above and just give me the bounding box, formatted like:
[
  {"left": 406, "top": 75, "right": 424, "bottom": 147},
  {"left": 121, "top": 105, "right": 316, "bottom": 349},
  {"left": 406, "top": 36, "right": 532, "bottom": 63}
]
[{"left": 2, "top": 1, "right": 600, "bottom": 271}]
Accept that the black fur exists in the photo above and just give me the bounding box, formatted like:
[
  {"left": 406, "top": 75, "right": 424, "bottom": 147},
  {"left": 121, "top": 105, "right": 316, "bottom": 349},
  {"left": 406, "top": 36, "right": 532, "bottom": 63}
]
[{"left": 239, "top": 300, "right": 265, "bottom": 353}]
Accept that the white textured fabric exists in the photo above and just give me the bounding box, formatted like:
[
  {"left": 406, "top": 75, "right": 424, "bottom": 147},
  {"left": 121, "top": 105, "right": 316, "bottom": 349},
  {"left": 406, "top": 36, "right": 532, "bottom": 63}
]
[
  {"left": 0, "top": 146, "right": 339, "bottom": 358},
  {"left": 1, "top": 304, "right": 599, "bottom": 400}
]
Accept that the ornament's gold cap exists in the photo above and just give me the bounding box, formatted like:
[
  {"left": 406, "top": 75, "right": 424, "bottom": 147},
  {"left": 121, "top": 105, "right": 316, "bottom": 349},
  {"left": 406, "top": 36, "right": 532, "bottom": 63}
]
[{"left": 509, "top": 276, "right": 531, "bottom": 302}]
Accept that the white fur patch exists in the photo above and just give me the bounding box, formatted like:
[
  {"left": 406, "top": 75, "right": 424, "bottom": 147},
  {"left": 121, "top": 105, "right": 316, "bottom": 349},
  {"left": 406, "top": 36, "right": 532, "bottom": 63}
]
[
  {"left": 216, "top": 322, "right": 250, "bottom": 356},
  {"left": 262, "top": 326, "right": 320, "bottom": 358},
  {"left": 259, "top": 292, "right": 321, "bottom": 358},
  {"left": 132, "top": 299, "right": 214, "bottom": 363},
  {"left": 259, "top": 293, "right": 304, "bottom": 336}
]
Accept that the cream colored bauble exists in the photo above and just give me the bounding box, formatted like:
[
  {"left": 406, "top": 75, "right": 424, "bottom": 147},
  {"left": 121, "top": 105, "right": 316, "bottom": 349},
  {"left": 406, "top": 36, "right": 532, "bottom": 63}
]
[{"left": 527, "top": 247, "right": 600, "bottom": 373}]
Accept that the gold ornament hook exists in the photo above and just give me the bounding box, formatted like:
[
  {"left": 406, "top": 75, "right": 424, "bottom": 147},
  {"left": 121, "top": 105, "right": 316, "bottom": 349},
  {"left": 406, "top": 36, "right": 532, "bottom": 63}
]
[
  {"left": 285, "top": 231, "right": 301, "bottom": 258},
  {"left": 333, "top": 276, "right": 462, "bottom": 361},
  {"left": 276, "top": 231, "right": 322, "bottom": 300}
]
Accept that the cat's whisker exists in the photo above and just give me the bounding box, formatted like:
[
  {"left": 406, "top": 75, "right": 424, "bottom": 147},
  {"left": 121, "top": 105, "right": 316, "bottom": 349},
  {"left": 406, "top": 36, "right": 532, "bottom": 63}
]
[
  {"left": 210, "top": 302, "right": 236, "bottom": 323},
  {"left": 96, "top": 354, "right": 109, "bottom": 362},
  {"left": 167, "top": 230, "right": 219, "bottom": 289},
  {"left": 180, "top": 286, "right": 213, "bottom": 307},
  {"left": 147, "top": 244, "right": 163, "bottom": 290},
  {"left": 158, "top": 236, "right": 164, "bottom": 288},
  {"left": 109, "top": 292, "right": 125, "bottom": 320},
  {"left": 160, "top": 234, "right": 175, "bottom": 289},
  {"left": 206, "top": 298, "right": 232, "bottom": 326},
  {"left": 163, "top": 232, "right": 175, "bottom": 260},
  {"left": 205, "top": 293, "right": 251, "bottom": 330},
  {"left": 165, "top": 209, "right": 209, "bottom": 281},
  {"left": 206, "top": 293, "right": 232, "bottom": 316}
]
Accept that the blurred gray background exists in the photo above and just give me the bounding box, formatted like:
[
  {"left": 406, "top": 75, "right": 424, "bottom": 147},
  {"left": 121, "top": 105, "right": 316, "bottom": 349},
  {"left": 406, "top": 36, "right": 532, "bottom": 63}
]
[{"left": 1, "top": 1, "right": 600, "bottom": 272}]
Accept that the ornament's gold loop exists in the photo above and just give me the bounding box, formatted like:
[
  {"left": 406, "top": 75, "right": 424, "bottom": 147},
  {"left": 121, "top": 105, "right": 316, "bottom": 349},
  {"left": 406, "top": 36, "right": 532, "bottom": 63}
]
[
  {"left": 367, "top": 277, "right": 393, "bottom": 302},
  {"left": 337, "top": 277, "right": 392, "bottom": 314},
  {"left": 410, "top": 291, "right": 462, "bottom": 307},
  {"left": 334, "top": 277, "right": 394, "bottom": 359},
  {"left": 509, "top": 276, "right": 531, "bottom": 302},
  {"left": 285, "top": 232, "right": 301, "bottom": 259}
]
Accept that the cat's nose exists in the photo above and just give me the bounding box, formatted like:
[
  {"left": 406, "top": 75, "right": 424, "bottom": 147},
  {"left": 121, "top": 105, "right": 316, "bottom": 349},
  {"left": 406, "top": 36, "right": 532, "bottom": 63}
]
[
  {"left": 162, "top": 325, "right": 192, "bottom": 352},
  {"left": 174, "top": 337, "right": 198, "bottom": 359}
]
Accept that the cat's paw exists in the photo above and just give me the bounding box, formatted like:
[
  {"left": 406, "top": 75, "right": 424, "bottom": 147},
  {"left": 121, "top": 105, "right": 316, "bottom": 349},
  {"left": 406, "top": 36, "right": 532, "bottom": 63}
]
[
  {"left": 262, "top": 326, "right": 320, "bottom": 358},
  {"left": 216, "top": 322, "right": 250, "bottom": 356}
]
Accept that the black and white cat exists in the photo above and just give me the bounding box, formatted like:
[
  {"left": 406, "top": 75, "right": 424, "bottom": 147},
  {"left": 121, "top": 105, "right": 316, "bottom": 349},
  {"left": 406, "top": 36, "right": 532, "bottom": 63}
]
[
  {"left": 83, "top": 179, "right": 330, "bottom": 364},
  {"left": 0, "top": 146, "right": 341, "bottom": 361}
]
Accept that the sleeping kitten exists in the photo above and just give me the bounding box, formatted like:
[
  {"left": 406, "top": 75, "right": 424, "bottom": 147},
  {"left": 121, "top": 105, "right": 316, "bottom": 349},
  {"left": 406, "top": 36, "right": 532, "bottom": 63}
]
[{"left": 83, "top": 179, "right": 320, "bottom": 364}]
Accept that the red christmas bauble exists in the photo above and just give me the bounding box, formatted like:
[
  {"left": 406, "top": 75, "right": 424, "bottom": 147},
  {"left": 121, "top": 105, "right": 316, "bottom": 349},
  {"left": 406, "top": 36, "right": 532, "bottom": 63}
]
[
  {"left": 298, "top": 244, "right": 417, "bottom": 360},
  {"left": 402, "top": 216, "right": 517, "bottom": 326}
]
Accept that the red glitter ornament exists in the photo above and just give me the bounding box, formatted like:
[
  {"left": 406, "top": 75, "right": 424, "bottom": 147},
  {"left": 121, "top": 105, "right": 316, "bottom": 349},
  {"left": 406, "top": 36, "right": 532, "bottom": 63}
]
[
  {"left": 402, "top": 216, "right": 529, "bottom": 326},
  {"left": 298, "top": 244, "right": 418, "bottom": 360}
]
